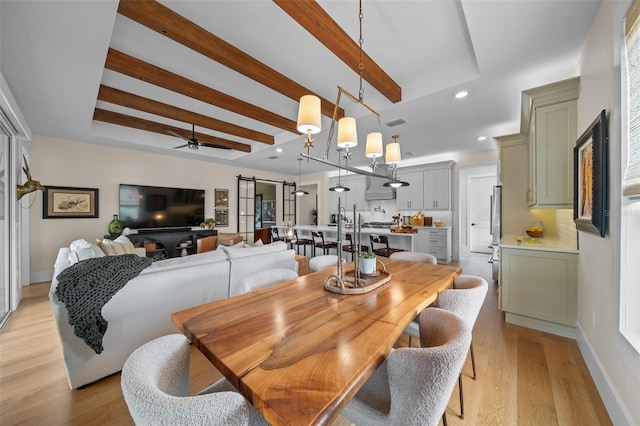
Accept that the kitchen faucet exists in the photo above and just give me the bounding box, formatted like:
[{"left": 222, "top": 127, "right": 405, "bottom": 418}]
[
  {"left": 374, "top": 206, "right": 385, "bottom": 214},
  {"left": 340, "top": 206, "right": 350, "bottom": 223}
]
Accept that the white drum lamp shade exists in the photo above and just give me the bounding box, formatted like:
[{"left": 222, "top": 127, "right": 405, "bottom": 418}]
[
  {"left": 365, "top": 132, "right": 383, "bottom": 158},
  {"left": 385, "top": 142, "right": 401, "bottom": 164},
  {"left": 296, "top": 95, "right": 322, "bottom": 134},
  {"left": 337, "top": 117, "right": 358, "bottom": 148}
]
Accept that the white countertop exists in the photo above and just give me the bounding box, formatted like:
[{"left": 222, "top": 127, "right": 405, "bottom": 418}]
[
  {"left": 500, "top": 234, "right": 579, "bottom": 254},
  {"left": 294, "top": 224, "right": 417, "bottom": 237}
]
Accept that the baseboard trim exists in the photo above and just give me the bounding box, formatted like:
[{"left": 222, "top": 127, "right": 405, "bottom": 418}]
[
  {"left": 575, "top": 323, "right": 634, "bottom": 425},
  {"left": 504, "top": 312, "right": 575, "bottom": 339},
  {"left": 30, "top": 270, "right": 53, "bottom": 284}
]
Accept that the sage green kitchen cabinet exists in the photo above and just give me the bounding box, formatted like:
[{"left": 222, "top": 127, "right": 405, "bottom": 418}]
[{"left": 500, "top": 246, "right": 578, "bottom": 338}]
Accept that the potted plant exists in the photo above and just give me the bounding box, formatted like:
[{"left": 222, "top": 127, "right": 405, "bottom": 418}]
[
  {"left": 359, "top": 251, "right": 377, "bottom": 275},
  {"left": 204, "top": 218, "right": 215, "bottom": 230}
]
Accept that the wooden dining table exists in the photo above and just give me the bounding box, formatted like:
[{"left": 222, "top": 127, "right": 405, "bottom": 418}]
[{"left": 171, "top": 258, "right": 461, "bottom": 426}]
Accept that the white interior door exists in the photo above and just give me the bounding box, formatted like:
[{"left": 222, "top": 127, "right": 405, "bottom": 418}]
[{"left": 468, "top": 174, "right": 495, "bottom": 253}]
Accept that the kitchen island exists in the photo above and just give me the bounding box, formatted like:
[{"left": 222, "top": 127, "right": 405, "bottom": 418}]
[{"left": 274, "top": 224, "right": 452, "bottom": 263}]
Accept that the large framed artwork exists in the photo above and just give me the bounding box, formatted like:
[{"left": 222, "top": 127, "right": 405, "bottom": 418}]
[
  {"left": 573, "top": 110, "right": 607, "bottom": 237},
  {"left": 43, "top": 186, "right": 99, "bottom": 219}
]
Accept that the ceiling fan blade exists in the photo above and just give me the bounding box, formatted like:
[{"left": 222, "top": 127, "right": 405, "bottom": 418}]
[
  {"left": 173, "top": 143, "right": 190, "bottom": 149},
  {"left": 167, "top": 130, "right": 190, "bottom": 142}
]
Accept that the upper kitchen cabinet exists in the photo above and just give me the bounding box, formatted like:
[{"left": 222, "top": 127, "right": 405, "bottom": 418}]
[
  {"left": 395, "top": 171, "right": 424, "bottom": 210},
  {"left": 394, "top": 162, "right": 454, "bottom": 211},
  {"left": 423, "top": 167, "right": 451, "bottom": 210},
  {"left": 524, "top": 77, "right": 579, "bottom": 209}
]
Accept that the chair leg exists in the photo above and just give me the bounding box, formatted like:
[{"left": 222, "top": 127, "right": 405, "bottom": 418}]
[
  {"left": 408, "top": 335, "right": 412, "bottom": 347},
  {"left": 442, "top": 412, "right": 448, "bottom": 426},
  {"left": 470, "top": 341, "right": 477, "bottom": 379},
  {"left": 458, "top": 373, "right": 464, "bottom": 419}
]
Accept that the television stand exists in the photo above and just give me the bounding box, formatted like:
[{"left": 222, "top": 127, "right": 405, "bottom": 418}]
[
  {"left": 137, "top": 227, "right": 193, "bottom": 234},
  {"left": 106, "top": 229, "right": 217, "bottom": 259}
]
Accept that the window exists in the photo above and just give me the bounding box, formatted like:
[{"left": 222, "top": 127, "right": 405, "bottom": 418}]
[{"left": 621, "top": 0, "right": 640, "bottom": 351}]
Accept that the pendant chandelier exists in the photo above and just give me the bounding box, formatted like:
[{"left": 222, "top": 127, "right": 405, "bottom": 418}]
[
  {"left": 291, "top": 157, "right": 309, "bottom": 196},
  {"left": 295, "top": 0, "right": 408, "bottom": 188},
  {"left": 329, "top": 150, "right": 350, "bottom": 192}
]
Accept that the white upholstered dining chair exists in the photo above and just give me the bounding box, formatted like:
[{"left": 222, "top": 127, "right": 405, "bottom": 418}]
[
  {"left": 342, "top": 308, "right": 471, "bottom": 426},
  {"left": 404, "top": 274, "right": 488, "bottom": 419},
  {"left": 390, "top": 251, "right": 437, "bottom": 264},
  {"left": 309, "top": 254, "right": 341, "bottom": 272},
  {"left": 121, "top": 334, "right": 268, "bottom": 426}
]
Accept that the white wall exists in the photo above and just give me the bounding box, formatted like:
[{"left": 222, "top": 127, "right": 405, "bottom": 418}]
[
  {"left": 28, "top": 135, "right": 294, "bottom": 282},
  {"left": 574, "top": 1, "right": 639, "bottom": 424}
]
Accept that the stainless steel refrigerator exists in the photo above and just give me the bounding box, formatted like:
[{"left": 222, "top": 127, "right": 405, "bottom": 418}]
[{"left": 489, "top": 185, "right": 502, "bottom": 281}]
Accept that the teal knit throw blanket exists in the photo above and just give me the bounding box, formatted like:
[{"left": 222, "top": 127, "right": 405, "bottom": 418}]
[{"left": 55, "top": 254, "right": 152, "bottom": 354}]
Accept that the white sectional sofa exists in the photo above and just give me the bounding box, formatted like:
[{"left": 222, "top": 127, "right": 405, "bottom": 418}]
[{"left": 49, "top": 241, "right": 297, "bottom": 389}]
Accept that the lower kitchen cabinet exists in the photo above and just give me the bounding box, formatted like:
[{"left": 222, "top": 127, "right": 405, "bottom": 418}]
[
  {"left": 415, "top": 227, "right": 451, "bottom": 264},
  {"left": 500, "top": 247, "right": 578, "bottom": 338}
]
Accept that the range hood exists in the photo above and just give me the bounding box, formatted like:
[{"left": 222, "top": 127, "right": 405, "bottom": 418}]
[{"left": 365, "top": 176, "right": 396, "bottom": 200}]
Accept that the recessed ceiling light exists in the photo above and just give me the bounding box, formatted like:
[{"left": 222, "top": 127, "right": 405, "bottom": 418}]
[
  {"left": 455, "top": 91, "right": 468, "bottom": 99},
  {"left": 276, "top": 148, "right": 283, "bottom": 153},
  {"left": 477, "top": 136, "right": 487, "bottom": 141}
]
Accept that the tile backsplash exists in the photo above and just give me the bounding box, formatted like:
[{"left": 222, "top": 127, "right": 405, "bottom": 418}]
[{"left": 555, "top": 209, "right": 577, "bottom": 249}]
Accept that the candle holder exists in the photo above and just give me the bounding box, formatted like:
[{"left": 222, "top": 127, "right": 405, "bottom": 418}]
[{"left": 325, "top": 200, "right": 390, "bottom": 294}]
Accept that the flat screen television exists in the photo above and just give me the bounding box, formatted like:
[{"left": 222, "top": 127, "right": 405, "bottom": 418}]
[{"left": 119, "top": 184, "right": 205, "bottom": 230}]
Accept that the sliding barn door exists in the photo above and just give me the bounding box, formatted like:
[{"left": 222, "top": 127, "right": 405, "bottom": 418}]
[{"left": 237, "top": 177, "right": 256, "bottom": 244}]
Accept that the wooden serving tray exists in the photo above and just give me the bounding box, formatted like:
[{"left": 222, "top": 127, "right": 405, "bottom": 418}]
[
  {"left": 324, "top": 270, "right": 392, "bottom": 294},
  {"left": 390, "top": 227, "right": 418, "bottom": 233}
]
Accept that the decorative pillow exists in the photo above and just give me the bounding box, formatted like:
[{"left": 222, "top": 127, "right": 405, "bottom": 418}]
[
  {"left": 100, "top": 235, "right": 136, "bottom": 256},
  {"left": 69, "top": 239, "right": 91, "bottom": 251},
  {"left": 68, "top": 243, "right": 105, "bottom": 265},
  {"left": 252, "top": 239, "right": 264, "bottom": 247}
]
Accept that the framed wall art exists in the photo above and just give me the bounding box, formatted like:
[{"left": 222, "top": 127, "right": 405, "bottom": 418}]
[
  {"left": 215, "top": 188, "right": 228, "bottom": 208},
  {"left": 573, "top": 109, "right": 608, "bottom": 237},
  {"left": 43, "top": 186, "right": 99, "bottom": 219},
  {"left": 215, "top": 209, "right": 228, "bottom": 227}
]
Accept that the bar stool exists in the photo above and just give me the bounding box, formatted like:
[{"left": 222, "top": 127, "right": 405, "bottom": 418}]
[
  {"left": 292, "top": 229, "right": 313, "bottom": 256},
  {"left": 270, "top": 227, "right": 283, "bottom": 243},
  {"left": 311, "top": 231, "right": 338, "bottom": 256},
  {"left": 271, "top": 227, "right": 294, "bottom": 248},
  {"left": 369, "top": 235, "right": 404, "bottom": 258},
  {"left": 342, "top": 233, "right": 369, "bottom": 261}
]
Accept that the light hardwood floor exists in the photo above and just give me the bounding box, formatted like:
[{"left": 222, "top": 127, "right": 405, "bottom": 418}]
[{"left": 0, "top": 254, "right": 611, "bottom": 425}]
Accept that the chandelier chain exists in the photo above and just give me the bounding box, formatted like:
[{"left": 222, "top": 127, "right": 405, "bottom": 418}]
[{"left": 358, "top": 0, "right": 364, "bottom": 101}]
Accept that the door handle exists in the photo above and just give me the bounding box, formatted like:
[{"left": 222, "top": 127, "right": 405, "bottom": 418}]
[{"left": 471, "top": 223, "right": 476, "bottom": 226}]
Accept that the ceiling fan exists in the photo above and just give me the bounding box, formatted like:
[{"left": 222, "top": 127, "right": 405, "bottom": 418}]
[{"left": 168, "top": 124, "right": 231, "bottom": 150}]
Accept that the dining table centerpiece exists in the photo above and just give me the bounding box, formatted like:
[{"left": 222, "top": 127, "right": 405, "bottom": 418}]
[{"left": 324, "top": 199, "right": 390, "bottom": 294}]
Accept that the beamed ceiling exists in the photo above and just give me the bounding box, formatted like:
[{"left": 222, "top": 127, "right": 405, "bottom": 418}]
[{"left": 0, "top": 0, "right": 602, "bottom": 175}]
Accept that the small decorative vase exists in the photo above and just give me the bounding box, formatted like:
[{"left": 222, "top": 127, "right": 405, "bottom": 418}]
[
  {"left": 360, "top": 257, "right": 376, "bottom": 275},
  {"left": 108, "top": 214, "right": 124, "bottom": 236}
]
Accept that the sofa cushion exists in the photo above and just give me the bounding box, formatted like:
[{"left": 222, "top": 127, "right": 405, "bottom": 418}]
[
  {"left": 224, "top": 241, "right": 287, "bottom": 259},
  {"left": 143, "top": 248, "right": 228, "bottom": 273}
]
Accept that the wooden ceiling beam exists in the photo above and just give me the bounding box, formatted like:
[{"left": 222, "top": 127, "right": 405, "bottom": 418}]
[
  {"left": 274, "top": 0, "right": 401, "bottom": 104},
  {"left": 93, "top": 108, "right": 252, "bottom": 153},
  {"left": 117, "top": 0, "right": 343, "bottom": 119},
  {"left": 97, "top": 85, "right": 274, "bottom": 145},
  {"left": 104, "top": 48, "right": 296, "bottom": 134}
]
